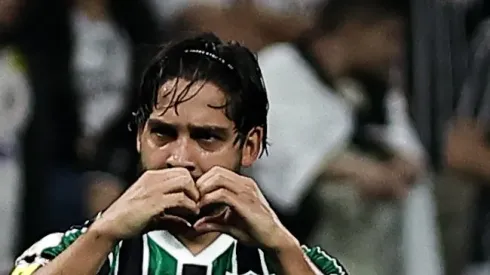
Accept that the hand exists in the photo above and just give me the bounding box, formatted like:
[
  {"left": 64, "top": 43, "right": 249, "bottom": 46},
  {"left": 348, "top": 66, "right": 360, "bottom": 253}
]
[
  {"left": 353, "top": 160, "right": 409, "bottom": 200},
  {"left": 388, "top": 155, "right": 423, "bottom": 185},
  {"left": 193, "top": 167, "right": 289, "bottom": 250},
  {"left": 446, "top": 118, "right": 486, "bottom": 168},
  {"left": 90, "top": 168, "right": 200, "bottom": 241}
]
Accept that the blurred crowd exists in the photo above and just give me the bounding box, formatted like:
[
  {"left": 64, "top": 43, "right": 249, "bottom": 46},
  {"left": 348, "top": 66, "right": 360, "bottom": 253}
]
[{"left": 1, "top": 0, "right": 490, "bottom": 274}]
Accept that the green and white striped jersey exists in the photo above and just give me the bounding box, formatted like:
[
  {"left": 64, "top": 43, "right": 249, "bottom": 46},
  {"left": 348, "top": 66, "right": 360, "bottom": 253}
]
[{"left": 11, "top": 218, "right": 348, "bottom": 275}]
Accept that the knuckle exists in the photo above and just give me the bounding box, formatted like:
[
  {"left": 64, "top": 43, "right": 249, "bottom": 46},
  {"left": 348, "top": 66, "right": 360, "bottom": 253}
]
[
  {"left": 184, "top": 176, "right": 194, "bottom": 185},
  {"left": 210, "top": 166, "right": 223, "bottom": 174},
  {"left": 177, "top": 192, "right": 186, "bottom": 202},
  {"left": 217, "top": 174, "right": 227, "bottom": 182},
  {"left": 217, "top": 189, "right": 227, "bottom": 200},
  {"left": 247, "top": 196, "right": 256, "bottom": 204},
  {"left": 243, "top": 178, "right": 257, "bottom": 190}
]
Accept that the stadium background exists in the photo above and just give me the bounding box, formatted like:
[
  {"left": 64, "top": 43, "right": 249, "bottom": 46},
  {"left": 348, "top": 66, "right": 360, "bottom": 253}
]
[{"left": 0, "top": 0, "right": 488, "bottom": 274}]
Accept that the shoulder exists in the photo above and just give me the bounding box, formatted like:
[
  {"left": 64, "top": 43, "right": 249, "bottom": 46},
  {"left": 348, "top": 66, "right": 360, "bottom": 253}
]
[
  {"left": 301, "top": 245, "right": 348, "bottom": 275},
  {"left": 11, "top": 230, "right": 85, "bottom": 275},
  {"left": 258, "top": 43, "right": 300, "bottom": 65},
  {"left": 11, "top": 215, "right": 102, "bottom": 275},
  {"left": 15, "top": 225, "right": 88, "bottom": 264},
  {"left": 257, "top": 43, "right": 305, "bottom": 77},
  {"left": 257, "top": 244, "right": 348, "bottom": 275}
]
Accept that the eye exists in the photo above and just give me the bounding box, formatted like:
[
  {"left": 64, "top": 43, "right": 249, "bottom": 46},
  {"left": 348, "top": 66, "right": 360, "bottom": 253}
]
[
  {"left": 149, "top": 126, "right": 176, "bottom": 143},
  {"left": 195, "top": 131, "right": 220, "bottom": 142},
  {"left": 191, "top": 130, "right": 225, "bottom": 151}
]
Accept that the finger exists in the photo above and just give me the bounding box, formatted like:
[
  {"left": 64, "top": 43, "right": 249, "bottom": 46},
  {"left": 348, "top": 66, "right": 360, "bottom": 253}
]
[
  {"left": 199, "top": 188, "right": 249, "bottom": 217},
  {"left": 194, "top": 222, "right": 250, "bottom": 242},
  {"left": 196, "top": 166, "right": 234, "bottom": 184},
  {"left": 158, "top": 176, "right": 200, "bottom": 202},
  {"left": 394, "top": 184, "right": 409, "bottom": 199},
  {"left": 193, "top": 207, "right": 228, "bottom": 228},
  {"left": 388, "top": 180, "right": 409, "bottom": 200},
  {"left": 161, "top": 192, "right": 199, "bottom": 214},
  {"left": 197, "top": 173, "right": 242, "bottom": 196},
  {"left": 197, "top": 166, "right": 242, "bottom": 189},
  {"left": 195, "top": 167, "right": 218, "bottom": 187},
  {"left": 146, "top": 167, "right": 191, "bottom": 181},
  {"left": 193, "top": 222, "right": 229, "bottom": 234}
]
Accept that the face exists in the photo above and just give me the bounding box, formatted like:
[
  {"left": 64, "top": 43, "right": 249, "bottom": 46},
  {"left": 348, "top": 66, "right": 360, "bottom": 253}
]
[
  {"left": 346, "top": 18, "right": 404, "bottom": 80},
  {"left": 0, "top": 0, "right": 24, "bottom": 28},
  {"left": 137, "top": 78, "right": 263, "bottom": 180}
]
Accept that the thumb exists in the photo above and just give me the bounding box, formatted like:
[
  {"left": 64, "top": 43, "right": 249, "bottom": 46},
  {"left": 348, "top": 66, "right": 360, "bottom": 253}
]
[
  {"left": 144, "top": 215, "right": 191, "bottom": 233},
  {"left": 193, "top": 222, "right": 228, "bottom": 234},
  {"left": 392, "top": 181, "right": 409, "bottom": 200},
  {"left": 194, "top": 208, "right": 228, "bottom": 227}
]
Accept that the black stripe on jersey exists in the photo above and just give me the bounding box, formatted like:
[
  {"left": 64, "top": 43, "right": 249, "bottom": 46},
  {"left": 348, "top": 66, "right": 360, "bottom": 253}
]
[
  {"left": 235, "top": 243, "right": 264, "bottom": 274},
  {"left": 97, "top": 259, "right": 111, "bottom": 275},
  {"left": 118, "top": 236, "right": 144, "bottom": 275},
  {"left": 182, "top": 264, "right": 207, "bottom": 275}
]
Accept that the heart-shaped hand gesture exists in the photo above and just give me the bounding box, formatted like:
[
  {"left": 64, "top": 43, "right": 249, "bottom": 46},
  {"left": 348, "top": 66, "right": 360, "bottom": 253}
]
[
  {"left": 191, "top": 166, "right": 290, "bottom": 250},
  {"left": 93, "top": 166, "right": 291, "bottom": 251}
]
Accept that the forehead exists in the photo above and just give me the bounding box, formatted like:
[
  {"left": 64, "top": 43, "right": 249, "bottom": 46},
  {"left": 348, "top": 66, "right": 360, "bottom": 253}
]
[{"left": 150, "top": 78, "right": 232, "bottom": 126}]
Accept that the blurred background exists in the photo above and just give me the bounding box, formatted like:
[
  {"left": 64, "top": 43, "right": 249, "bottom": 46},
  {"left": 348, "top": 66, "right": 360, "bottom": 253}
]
[{"left": 1, "top": 0, "right": 490, "bottom": 274}]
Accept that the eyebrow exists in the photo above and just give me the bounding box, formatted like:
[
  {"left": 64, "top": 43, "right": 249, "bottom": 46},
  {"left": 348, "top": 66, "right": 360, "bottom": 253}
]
[{"left": 147, "top": 118, "right": 229, "bottom": 136}]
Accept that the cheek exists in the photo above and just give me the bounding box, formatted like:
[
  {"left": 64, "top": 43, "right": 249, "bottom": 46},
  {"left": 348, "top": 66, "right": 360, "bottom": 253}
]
[
  {"left": 196, "top": 147, "right": 241, "bottom": 173},
  {"left": 139, "top": 140, "right": 169, "bottom": 170}
]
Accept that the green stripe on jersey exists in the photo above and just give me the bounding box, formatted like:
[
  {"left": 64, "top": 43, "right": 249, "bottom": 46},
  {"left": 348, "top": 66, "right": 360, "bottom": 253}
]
[
  {"left": 41, "top": 229, "right": 84, "bottom": 259},
  {"left": 211, "top": 242, "right": 235, "bottom": 275},
  {"left": 109, "top": 242, "right": 122, "bottom": 275},
  {"left": 148, "top": 237, "right": 178, "bottom": 275},
  {"left": 302, "top": 245, "right": 347, "bottom": 275}
]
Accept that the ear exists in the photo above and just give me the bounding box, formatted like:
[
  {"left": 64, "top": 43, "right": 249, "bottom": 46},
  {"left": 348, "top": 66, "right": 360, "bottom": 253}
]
[{"left": 240, "top": 127, "right": 264, "bottom": 168}]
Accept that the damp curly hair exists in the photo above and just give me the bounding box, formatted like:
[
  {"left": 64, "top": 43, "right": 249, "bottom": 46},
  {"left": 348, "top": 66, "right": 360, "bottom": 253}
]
[{"left": 131, "top": 33, "right": 269, "bottom": 156}]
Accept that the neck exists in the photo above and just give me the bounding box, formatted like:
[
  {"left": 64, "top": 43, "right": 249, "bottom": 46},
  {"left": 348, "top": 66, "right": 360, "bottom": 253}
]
[
  {"left": 309, "top": 36, "right": 349, "bottom": 79},
  {"left": 171, "top": 229, "right": 222, "bottom": 256}
]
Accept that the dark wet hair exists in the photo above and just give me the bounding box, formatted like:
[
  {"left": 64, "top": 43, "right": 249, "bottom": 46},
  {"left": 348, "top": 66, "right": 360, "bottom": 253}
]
[{"left": 131, "top": 33, "right": 269, "bottom": 155}]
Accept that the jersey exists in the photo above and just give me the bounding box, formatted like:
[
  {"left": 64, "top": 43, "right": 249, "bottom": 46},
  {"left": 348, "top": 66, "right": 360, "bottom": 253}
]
[{"left": 11, "top": 216, "right": 348, "bottom": 275}]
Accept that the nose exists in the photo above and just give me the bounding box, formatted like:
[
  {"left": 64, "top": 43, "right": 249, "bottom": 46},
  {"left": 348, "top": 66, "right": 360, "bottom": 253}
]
[{"left": 165, "top": 138, "right": 196, "bottom": 173}]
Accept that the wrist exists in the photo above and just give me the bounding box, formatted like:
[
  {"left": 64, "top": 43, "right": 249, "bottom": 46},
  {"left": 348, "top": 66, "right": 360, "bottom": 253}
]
[
  {"left": 264, "top": 233, "right": 314, "bottom": 275},
  {"left": 89, "top": 217, "right": 121, "bottom": 245},
  {"left": 263, "top": 227, "right": 300, "bottom": 254}
]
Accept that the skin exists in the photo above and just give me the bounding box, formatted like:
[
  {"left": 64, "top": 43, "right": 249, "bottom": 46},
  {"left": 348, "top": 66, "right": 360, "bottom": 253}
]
[
  {"left": 311, "top": 16, "right": 421, "bottom": 200},
  {"left": 0, "top": 0, "right": 24, "bottom": 28},
  {"left": 446, "top": 118, "right": 490, "bottom": 182},
  {"left": 32, "top": 79, "right": 321, "bottom": 275}
]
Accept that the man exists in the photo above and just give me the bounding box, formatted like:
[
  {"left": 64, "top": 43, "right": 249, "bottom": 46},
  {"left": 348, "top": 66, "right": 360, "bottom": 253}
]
[
  {"left": 446, "top": 15, "right": 490, "bottom": 275},
  {"left": 10, "top": 33, "right": 347, "bottom": 275},
  {"left": 407, "top": 1, "right": 475, "bottom": 274},
  {"left": 0, "top": 0, "right": 31, "bottom": 272},
  {"left": 247, "top": 0, "right": 427, "bottom": 274}
]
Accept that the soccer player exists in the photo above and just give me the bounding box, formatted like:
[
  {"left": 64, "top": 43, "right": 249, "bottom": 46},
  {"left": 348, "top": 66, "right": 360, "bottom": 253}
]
[{"left": 11, "top": 33, "right": 348, "bottom": 275}]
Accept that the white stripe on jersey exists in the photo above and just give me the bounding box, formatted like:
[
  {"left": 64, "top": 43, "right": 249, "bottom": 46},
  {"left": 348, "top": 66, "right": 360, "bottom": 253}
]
[{"left": 142, "top": 235, "right": 150, "bottom": 275}]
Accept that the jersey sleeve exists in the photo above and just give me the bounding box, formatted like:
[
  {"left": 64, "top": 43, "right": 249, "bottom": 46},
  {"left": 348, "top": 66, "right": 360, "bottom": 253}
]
[
  {"left": 10, "top": 214, "right": 116, "bottom": 275},
  {"left": 302, "top": 245, "right": 348, "bottom": 275}
]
